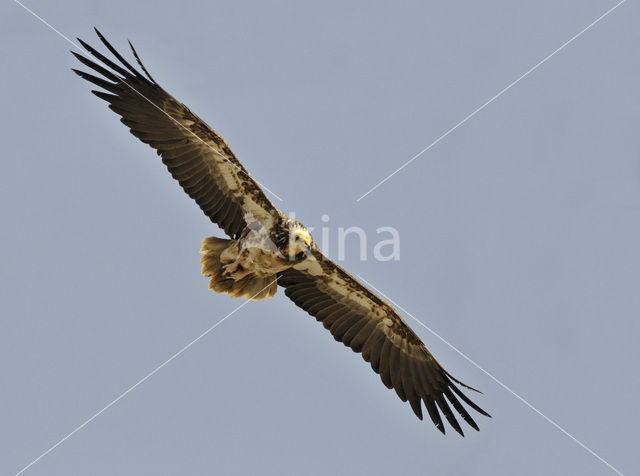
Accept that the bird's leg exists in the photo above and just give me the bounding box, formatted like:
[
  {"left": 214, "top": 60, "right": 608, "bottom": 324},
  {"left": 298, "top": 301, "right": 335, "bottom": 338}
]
[
  {"left": 222, "top": 249, "right": 252, "bottom": 280},
  {"left": 222, "top": 261, "right": 251, "bottom": 280}
]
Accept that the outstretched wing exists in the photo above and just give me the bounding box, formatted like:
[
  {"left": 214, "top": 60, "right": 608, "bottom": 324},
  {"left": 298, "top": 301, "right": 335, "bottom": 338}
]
[
  {"left": 72, "top": 29, "right": 278, "bottom": 238},
  {"left": 278, "top": 248, "right": 490, "bottom": 435}
]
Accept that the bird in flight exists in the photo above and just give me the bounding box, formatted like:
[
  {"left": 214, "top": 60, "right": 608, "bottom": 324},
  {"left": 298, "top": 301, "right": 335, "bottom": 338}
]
[{"left": 72, "top": 28, "right": 490, "bottom": 436}]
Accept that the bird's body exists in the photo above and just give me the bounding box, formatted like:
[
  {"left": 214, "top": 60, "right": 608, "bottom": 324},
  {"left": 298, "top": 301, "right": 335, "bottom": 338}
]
[
  {"left": 201, "top": 214, "right": 312, "bottom": 300},
  {"left": 73, "top": 29, "right": 490, "bottom": 436}
]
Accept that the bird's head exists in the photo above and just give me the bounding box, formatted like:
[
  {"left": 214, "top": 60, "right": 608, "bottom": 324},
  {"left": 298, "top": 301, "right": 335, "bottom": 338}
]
[{"left": 286, "top": 220, "right": 313, "bottom": 261}]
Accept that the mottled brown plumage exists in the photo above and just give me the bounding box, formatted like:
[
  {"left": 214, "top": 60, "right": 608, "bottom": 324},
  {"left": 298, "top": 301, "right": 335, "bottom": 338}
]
[
  {"left": 73, "top": 29, "right": 276, "bottom": 239},
  {"left": 278, "top": 248, "right": 489, "bottom": 433},
  {"left": 73, "top": 29, "right": 489, "bottom": 436}
]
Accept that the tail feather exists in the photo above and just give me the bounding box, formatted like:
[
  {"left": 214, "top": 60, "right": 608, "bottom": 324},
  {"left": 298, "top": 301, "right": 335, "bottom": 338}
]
[{"left": 200, "top": 236, "right": 278, "bottom": 300}]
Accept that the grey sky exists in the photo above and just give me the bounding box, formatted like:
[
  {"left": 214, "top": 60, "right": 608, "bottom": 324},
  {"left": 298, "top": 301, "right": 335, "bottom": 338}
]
[{"left": 1, "top": 1, "right": 638, "bottom": 475}]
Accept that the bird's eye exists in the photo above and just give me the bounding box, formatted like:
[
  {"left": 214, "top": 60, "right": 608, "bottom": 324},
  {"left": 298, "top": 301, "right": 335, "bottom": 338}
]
[{"left": 295, "top": 236, "right": 301, "bottom": 242}]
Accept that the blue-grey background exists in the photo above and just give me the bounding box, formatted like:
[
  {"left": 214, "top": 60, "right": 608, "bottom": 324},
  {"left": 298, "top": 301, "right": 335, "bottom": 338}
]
[{"left": 1, "top": 1, "right": 638, "bottom": 474}]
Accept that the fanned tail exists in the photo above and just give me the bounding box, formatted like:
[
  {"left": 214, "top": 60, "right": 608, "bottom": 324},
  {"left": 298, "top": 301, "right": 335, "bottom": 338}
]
[{"left": 200, "top": 237, "right": 278, "bottom": 300}]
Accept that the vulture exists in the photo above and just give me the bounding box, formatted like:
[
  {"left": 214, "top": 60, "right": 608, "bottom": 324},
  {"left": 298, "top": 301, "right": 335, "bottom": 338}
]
[{"left": 72, "top": 28, "right": 489, "bottom": 435}]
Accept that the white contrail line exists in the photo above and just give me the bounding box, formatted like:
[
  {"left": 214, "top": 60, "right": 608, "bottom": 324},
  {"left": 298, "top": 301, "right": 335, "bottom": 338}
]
[
  {"left": 14, "top": 0, "right": 284, "bottom": 202},
  {"left": 13, "top": 0, "right": 85, "bottom": 50},
  {"left": 14, "top": 278, "right": 278, "bottom": 476},
  {"left": 356, "top": 0, "right": 627, "bottom": 202},
  {"left": 356, "top": 274, "right": 625, "bottom": 476}
]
